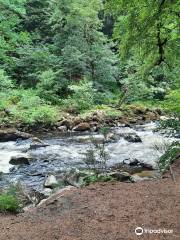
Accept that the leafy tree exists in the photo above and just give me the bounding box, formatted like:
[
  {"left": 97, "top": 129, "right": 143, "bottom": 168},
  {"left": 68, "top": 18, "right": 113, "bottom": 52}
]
[
  {"left": 0, "top": 0, "right": 29, "bottom": 73},
  {"left": 49, "top": 0, "right": 119, "bottom": 88},
  {"left": 13, "top": 45, "right": 60, "bottom": 87},
  {"left": 106, "top": 0, "right": 180, "bottom": 90},
  {"left": 21, "top": 0, "right": 51, "bottom": 43}
]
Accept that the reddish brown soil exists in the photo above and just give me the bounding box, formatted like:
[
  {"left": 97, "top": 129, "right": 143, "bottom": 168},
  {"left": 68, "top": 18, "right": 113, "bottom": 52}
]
[{"left": 0, "top": 162, "right": 180, "bottom": 240}]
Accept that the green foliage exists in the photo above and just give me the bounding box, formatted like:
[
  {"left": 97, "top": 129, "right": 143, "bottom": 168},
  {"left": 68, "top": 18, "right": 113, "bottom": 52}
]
[
  {"left": 0, "top": 0, "right": 29, "bottom": 72},
  {"left": 159, "top": 119, "right": 180, "bottom": 135},
  {"left": 83, "top": 128, "right": 110, "bottom": 175},
  {"left": 0, "top": 89, "right": 58, "bottom": 126},
  {"left": 22, "top": 0, "right": 50, "bottom": 42},
  {"left": 14, "top": 46, "right": 60, "bottom": 87},
  {"left": 0, "top": 0, "right": 179, "bottom": 127},
  {"left": 83, "top": 174, "right": 113, "bottom": 186},
  {"left": 106, "top": 0, "right": 179, "bottom": 101},
  {"left": 37, "top": 69, "right": 62, "bottom": 103},
  {"left": 0, "top": 193, "right": 20, "bottom": 213},
  {"left": 13, "top": 105, "right": 57, "bottom": 126},
  {"left": 134, "top": 89, "right": 180, "bottom": 115},
  {"left": 161, "top": 90, "right": 180, "bottom": 114},
  {"left": 106, "top": 0, "right": 179, "bottom": 67},
  {"left": 117, "top": 59, "right": 172, "bottom": 103},
  {"left": 0, "top": 185, "right": 22, "bottom": 213},
  {"left": 49, "top": 0, "right": 119, "bottom": 88},
  {"left": 158, "top": 142, "right": 180, "bottom": 172},
  {"left": 0, "top": 69, "right": 14, "bottom": 90},
  {"left": 62, "top": 80, "right": 95, "bottom": 111}
]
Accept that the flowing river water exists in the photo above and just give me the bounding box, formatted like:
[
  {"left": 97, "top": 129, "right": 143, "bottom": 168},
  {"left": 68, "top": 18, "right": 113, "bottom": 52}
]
[{"left": 0, "top": 122, "right": 176, "bottom": 191}]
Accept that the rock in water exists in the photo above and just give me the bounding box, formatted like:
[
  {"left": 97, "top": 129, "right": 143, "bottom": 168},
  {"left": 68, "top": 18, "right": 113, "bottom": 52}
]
[
  {"left": 124, "top": 133, "right": 142, "bottom": 143},
  {"left": 9, "top": 154, "right": 32, "bottom": 165},
  {"left": 0, "top": 129, "right": 32, "bottom": 142},
  {"left": 30, "top": 137, "right": 49, "bottom": 150},
  {"left": 106, "top": 132, "right": 120, "bottom": 143},
  {"left": 58, "top": 126, "right": 67, "bottom": 132},
  {"left": 44, "top": 175, "right": 58, "bottom": 188}
]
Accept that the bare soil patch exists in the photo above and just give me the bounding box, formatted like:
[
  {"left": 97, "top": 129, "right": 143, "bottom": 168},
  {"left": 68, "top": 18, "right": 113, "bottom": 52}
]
[{"left": 0, "top": 161, "right": 179, "bottom": 240}]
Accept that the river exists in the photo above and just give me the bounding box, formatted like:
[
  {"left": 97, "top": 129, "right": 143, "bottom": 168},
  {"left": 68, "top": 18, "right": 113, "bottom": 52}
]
[{"left": 0, "top": 122, "right": 176, "bottom": 191}]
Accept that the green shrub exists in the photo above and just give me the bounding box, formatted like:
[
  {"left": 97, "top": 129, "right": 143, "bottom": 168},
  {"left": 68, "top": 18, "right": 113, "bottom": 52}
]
[
  {"left": 0, "top": 88, "right": 58, "bottom": 126},
  {"left": 83, "top": 128, "right": 110, "bottom": 177},
  {"left": 83, "top": 174, "right": 113, "bottom": 186},
  {"left": 13, "top": 105, "right": 58, "bottom": 126},
  {"left": 0, "top": 69, "right": 14, "bottom": 90},
  {"left": 158, "top": 119, "right": 180, "bottom": 136},
  {"left": 37, "top": 69, "right": 62, "bottom": 104},
  {"left": 0, "top": 193, "right": 21, "bottom": 213},
  {"left": 161, "top": 90, "right": 180, "bottom": 114},
  {"left": 158, "top": 141, "right": 180, "bottom": 172},
  {"left": 62, "top": 80, "right": 95, "bottom": 111}
]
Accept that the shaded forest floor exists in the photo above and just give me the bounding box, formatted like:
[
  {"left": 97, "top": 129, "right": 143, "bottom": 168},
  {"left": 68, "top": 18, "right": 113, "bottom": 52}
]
[{"left": 0, "top": 160, "right": 180, "bottom": 240}]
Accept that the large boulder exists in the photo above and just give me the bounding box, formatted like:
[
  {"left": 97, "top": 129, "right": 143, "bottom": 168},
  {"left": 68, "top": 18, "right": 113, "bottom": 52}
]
[
  {"left": 0, "top": 129, "right": 32, "bottom": 142},
  {"left": 9, "top": 154, "right": 32, "bottom": 165}
]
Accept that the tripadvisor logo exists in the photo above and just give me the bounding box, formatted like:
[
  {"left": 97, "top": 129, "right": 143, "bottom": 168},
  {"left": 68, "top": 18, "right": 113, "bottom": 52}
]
[
  {"left": 135, "top": 227, "right": 144, "bottom": 236},
  {"left": 135, "top": 227, "right": 173, "bottom": 236}
]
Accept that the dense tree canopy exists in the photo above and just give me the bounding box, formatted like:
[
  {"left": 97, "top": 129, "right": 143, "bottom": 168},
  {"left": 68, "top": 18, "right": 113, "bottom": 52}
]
[
  {"left": 108, "top": 1, "right": 179, "bottom": 73},
  {"left": 0, "top": 0, "right": 29, "bottom": 71},
  {"left": 106, "top": 0, "right": 179, "bottom": 66},
  {"left": 0, "top": 0, "right": 179, "bottom": 126}
]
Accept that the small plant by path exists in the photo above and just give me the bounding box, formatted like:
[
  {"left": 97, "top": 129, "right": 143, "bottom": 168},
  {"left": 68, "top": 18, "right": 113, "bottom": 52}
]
[
  {"left": 0, "top": 185, "right": 22, "bottom": 213},
  {"left": 83, "top": 127, "right": 113, "bottom": 185}
]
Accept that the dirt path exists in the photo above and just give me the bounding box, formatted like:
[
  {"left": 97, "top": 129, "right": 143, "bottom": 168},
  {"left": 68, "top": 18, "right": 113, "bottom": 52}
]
[{"left": 0, "top": 163, "right": 180, "bottom": 240}]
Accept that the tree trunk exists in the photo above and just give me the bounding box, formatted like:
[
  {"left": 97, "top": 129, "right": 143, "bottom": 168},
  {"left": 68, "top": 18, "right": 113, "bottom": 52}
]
[{"left": 156, "top": 0, "right": 167, "bottom": 65}]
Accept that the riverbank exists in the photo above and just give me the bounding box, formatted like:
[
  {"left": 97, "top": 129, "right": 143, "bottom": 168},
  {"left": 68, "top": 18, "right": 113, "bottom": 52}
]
[
  {"left": 0, "top": 104, "right": 162, "bottom": 134},
  {"left": 0, "top": 159, "right": 179, "bottom": 240}
]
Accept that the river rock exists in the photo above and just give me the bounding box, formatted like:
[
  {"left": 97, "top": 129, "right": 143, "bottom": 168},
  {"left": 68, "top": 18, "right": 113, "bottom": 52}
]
[
  {"left": 131, "top": 171, "right": 161, "bottom": 182},
  {"left": 143, "top": 111, "right": 159, "bottom": 121},
  {"left": 73, "top": 122, "right": 91, "bottom": 131},
  {"left": 106, "top": 132, "right": 120, "bottom": 143},
  {"left": 0, "top": 129, "right": 32, "bottom": 142},
  {"left": 42, "top": 188, "right": 53, "bottom": 197},
  {"left": 108, "top": 171, "right": 131, "bottom": 181},
  {"left": 123, "top": 158, "right": 154, "bottom": 170},
  {"left": 9, "top": 154, "right": 32, "bottom": 165},
  {"left": 123, "top": 133, "right": 142, "bottom": 143},
  {"left": 44, "top": 175, "right": 58, "bottom": 188},
  {"left": 133, "top": 107, "right": 147, "bottom": 115},
  {"left": 58, "top": 119, "right": 73, "bottom": 130},
  {"left": 30, "top": 137, "right": 49, "bottom": 150},
  {"left": 64, "top": 168, "right": 81, "bottom": 187},
  {"left": 38, "top": 186, "right": 76, "bottom": 207},
  {"left": 58, "top": 126, "right": 67, "bottom": 132}
]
